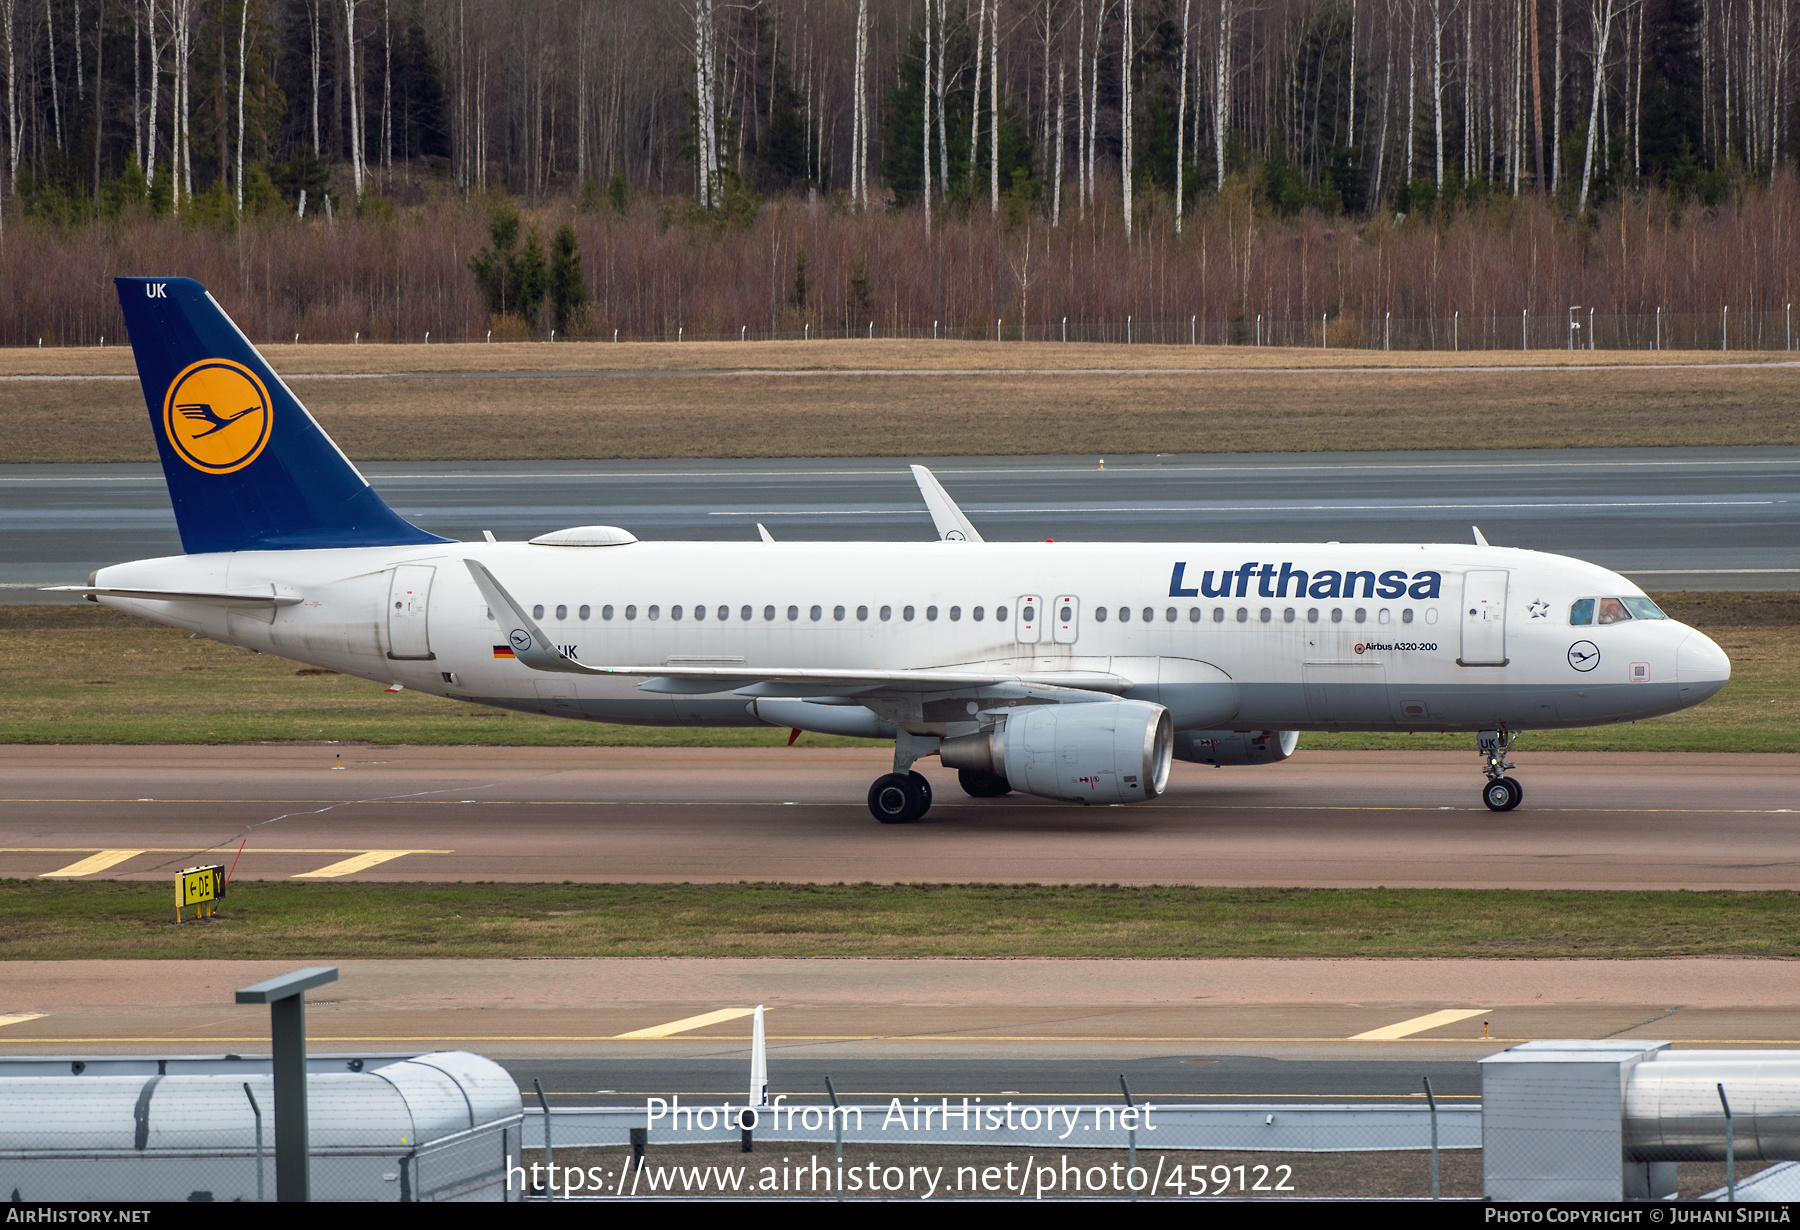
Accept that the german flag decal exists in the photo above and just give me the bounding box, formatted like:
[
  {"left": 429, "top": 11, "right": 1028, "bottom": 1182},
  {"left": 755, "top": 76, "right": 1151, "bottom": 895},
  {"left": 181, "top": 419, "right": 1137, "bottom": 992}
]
[{"left": 492, "top": 645, "right": 516, "bottom": 659}]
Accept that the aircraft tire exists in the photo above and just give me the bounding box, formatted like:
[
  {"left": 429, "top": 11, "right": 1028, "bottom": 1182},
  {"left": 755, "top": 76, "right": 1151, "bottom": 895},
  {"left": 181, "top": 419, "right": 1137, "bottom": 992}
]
[
  {"left": 869, "top": 773, "right": 925, "bottom": 823},
  {"left": 908, "top": 771, "right": 934, "bottom": 813},
  {"left": 1482, "top": 777, "right": 1522, "bottom": 812},
  {"left": 957, "top": 768, "right": 1012, "bottom": 798}
]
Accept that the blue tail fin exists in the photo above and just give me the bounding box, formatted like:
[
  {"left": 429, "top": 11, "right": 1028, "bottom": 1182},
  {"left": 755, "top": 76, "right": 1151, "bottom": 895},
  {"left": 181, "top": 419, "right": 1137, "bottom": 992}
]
[{"left": 116, "top": 276, "right": 451, "bottom": 554}]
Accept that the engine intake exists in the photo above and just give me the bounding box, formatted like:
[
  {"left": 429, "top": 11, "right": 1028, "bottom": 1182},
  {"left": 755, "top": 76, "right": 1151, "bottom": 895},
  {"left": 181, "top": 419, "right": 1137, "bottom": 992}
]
[{"left": 941, "top": 700, "right": 1173, "bottom": 804}]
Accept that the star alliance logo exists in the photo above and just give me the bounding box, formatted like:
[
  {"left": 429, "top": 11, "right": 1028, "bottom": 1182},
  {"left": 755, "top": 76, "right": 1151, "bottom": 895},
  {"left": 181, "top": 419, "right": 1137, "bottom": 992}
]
[{"left": 1528, "top": 599, "right": 1550, "bottom": 619}]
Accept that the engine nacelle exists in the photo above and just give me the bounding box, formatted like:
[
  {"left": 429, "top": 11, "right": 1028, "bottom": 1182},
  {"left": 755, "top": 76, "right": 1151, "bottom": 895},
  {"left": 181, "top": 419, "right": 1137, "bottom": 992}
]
[
  {"left": 1172, "top": 729, "right": 1299, "bottom": 767},
  {"left": 940, "top": 700, "right": 1173, "bottom": 804}
]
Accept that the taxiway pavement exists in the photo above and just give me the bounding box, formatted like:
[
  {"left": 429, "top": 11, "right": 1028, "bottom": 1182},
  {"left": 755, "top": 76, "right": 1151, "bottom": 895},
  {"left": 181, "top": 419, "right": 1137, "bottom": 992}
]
[{"left": 1, "top": 746, "right": 1794, "bottom": 889}]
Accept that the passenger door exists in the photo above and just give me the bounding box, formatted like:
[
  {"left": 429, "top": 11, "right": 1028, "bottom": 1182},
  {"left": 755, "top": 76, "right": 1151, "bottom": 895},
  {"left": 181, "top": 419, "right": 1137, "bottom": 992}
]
[
  {"left": 1458, "top": 570, "right": 1509, "bottom": 666},
  {"left": 386, "top": 564, "right": 436, "bottom": 660}
]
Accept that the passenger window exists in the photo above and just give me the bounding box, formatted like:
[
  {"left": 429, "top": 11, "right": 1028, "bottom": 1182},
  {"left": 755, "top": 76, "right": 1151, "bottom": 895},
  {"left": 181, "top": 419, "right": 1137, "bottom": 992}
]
[
  {"left": 995, "top": 605, "right": 1008, "bottom": 621},
  {"left": 740, "top": 605, "right": 752, "bottom": 621},
  {"left": 834, "top": 605, "right": 846, "bottom": 621},
  {"left": 1354, "top": 608, "right": 1367, "bottom": 623},
  {"left": 718, "top": 605, "right": 729, "bottom": 620},
  {"left": 788, "top": 605, "right": 800, "bottom": 621},
  {"left": 926, "top": 605, "right": 938, "bottom": 620},
  {"left": 880, "top": 605, "right": 892, "bottom": 621},
  {"left": 1213, "top": 608, "right": 1225, "bottom": 622},
  {"left": 810, "top": 605, "right": 822, "bottom": 621},
  {"left": 579, "top": 605, "right": 590, "bottom": 621},
  {"left": 693, "top": 605, "right": 705, "bottom": 620},
  {"left": 1307, "top": 608, "right": 1319, "bottom": 623},
  {"left": 555, "top": 604, "right": 567, "bottom": 620},
  {"left": 903, "top": 605, "right": 916, "bottom": 621},
  {"left": 1331, "top": 608, "right": 1343, "bottom": 623},
  {"left": 601, "top": 605, "right": 614, "bottom": 620},
  {"left": 1569, "top": 598, "right": 1595, "bottom": 625},
  {"left": 1378, "top": 609, "right": 1390, "bottom": 624},
  {"left": 1402, "top": 608, "right": 1413, "bottom": 624},
  {"left": 671, "top": 605, "right": 683, "bottom": 620},
  {"left": 1621, "top": 597, "right": 1667, "bottom": 620},
  {"left": 950, "top": 606, "right": 963, "bottom": 621},
  {"left": 857, "top": 605, "right": 869, "bottom": 620},
  {"left": 648, "top": 605, "right": 661, "bottom": 620},
  {"left": 1236, "top": 608, "right": 1248, "bottom": 623},
  {"left": 1283, "top": 608, "right": 1295, "bottom": 623},
  {"left": 1596, "top": 597, "right": 1631, "bottom": 625},
  {"left": 624, "top": 605, "right": 637, "bottom": 620},
  {"left": 1189, "top": 607, "right": 1201, "bottom": 622},
  {"left": 533, "top": 605, "right": 545, "bottom": 619},
  {"left": 1095, "top": 606, "right": 1109, "bottom": 622},
  {"left": 1118, "top": 607, "right": 1130, "bottom": 623},
  {"left": 763, "top": 605, "right": 776, "bottom": 621},
  {"left": 1142, "top": 607, "right": 1154, "bottom": 623},
  {"left": 1259, "top": 608, "right": 1271, "bottom": 623},
  {"left": 1165, "top": 607, "right": 1176, "bottom": 622},
  {"left": 972, "top": 606, "right": 985, "bottom": 621}
]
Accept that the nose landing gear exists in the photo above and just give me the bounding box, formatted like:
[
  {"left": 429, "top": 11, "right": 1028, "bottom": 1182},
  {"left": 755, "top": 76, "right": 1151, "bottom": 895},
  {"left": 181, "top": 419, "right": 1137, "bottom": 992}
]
[{"left": 1478, "top": 728, "right": 1523, "bottom": 811}]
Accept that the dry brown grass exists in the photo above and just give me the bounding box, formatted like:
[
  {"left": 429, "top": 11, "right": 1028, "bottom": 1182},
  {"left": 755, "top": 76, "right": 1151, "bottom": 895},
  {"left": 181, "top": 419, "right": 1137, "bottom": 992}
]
[{"left": 4, "top": 341, "right": 1797, "bottom": 462}]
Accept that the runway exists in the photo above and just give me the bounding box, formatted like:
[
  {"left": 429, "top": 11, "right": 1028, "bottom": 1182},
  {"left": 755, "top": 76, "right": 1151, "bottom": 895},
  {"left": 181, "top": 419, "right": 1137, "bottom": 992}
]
[
  {"left": 3, "top": 446, "right": 1797, "bottom": 599},
  {"left": 2, "top": 746, "right": 1794, "bottom": 889}
]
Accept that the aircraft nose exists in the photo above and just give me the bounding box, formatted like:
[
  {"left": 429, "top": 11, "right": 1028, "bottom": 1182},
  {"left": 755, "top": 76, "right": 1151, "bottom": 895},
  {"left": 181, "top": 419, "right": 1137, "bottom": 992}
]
[{"left": 1676, "top": 630, "right": 1731, "bottom": 706}]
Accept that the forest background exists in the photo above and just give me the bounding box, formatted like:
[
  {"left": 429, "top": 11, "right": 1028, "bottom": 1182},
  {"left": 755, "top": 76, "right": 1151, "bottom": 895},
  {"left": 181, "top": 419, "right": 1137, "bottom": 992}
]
[{"left": 3, "top": 0, "right": 1799, "bottom": 347}]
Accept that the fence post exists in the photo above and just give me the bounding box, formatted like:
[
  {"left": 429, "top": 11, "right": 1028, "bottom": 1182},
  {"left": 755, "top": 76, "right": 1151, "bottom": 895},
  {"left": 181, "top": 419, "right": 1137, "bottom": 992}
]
[
  {"left": 1723, "top": 305, "right": 1728, "bottom": 351},
  {"left": 1323, "top": 313, "right": 1327, "bottom": 348},
  {"left": 1589, "top": 307, "right": 1594, "bottom": 350},
  {"left": 1719, "top": 1083, "right": 1735, "bottom": 1202},
  {"left": 1193, "top": 315, "right": 1197, "bottom": 345},
  {"left": 235, "top": 967, "right": 338, "bottom": 1203},
  {"left": 1656, "top": 307, "right": 1661, "bottom": 351},
  {"left": 1453, "top": 310, "right": 1458, "bottom": 352},
  {"left": 1062, "top": 316, "right": 1067, "bottom": 343},
  {"left": 534, "top": 1078, "right": 555, "bottom": 1199},
  {"left": 244, "top": 1083, "right": 265, "bottom": 1203},
  {"left": 1128, "top": 315, "right": 1133, "bottom": 344},
  {"left": 1120, "top": 1075, "right": 1138, "bottom": 1202},
  {"left": 826, "top": 1075, "right": 844, "bottom": 1203},
  {"left": 1522, "top": 308, "right": 1528, "bottom": 350},
  {"left": 1423, "top": 1075, "right": 1439, "bottom": 1200},
  {"left": 1383, "top": 312, "right": 1390, "bottom": 351}
]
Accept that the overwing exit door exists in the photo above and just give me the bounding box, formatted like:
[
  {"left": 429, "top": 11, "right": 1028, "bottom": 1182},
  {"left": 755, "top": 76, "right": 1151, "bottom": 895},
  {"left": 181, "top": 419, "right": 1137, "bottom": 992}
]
[
  {"left": 1052, "top": 595, "right": 1080, "bottom": 644},
  {"left": 1015, "top": 595, "right": 1042, "bottom": 643},
  {"left": 387, "top": 564, "right": 437, "bottom": 660},
  {"left": 1458, "top": 570, "right": 1509, "bottom": 666}
]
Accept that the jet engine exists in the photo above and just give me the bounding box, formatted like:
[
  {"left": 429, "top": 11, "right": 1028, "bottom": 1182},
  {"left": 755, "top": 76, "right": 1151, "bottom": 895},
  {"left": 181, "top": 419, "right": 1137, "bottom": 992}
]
[
  {"left": 1172, "top": 729, "right": 1299, "bottom": 767},
  {"left": 940, "top": 700, "right": 1173, "bottom": 804}
]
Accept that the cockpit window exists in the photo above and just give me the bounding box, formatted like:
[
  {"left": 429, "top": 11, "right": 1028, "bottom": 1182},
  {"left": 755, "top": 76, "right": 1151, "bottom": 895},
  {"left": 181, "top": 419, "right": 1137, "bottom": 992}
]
[
  {"left": 1570, "top": 599, "right": 1595, "bottom": 626},
  {"left": 1596, "top": 597, "right": 1631, "bottom": 624},
  {"left": 1621, "top": 597, "right": 1667, "bottom": 620}
]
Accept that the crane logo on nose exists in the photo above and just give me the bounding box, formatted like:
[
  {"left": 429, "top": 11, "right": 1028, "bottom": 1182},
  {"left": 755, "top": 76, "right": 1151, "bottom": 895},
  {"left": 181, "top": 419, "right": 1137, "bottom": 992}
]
[
  {"left": 162, "top": 359, "right": 272, "bottom": 474},
  {"left": 1567, "top": 641, "right": 1601, "bottom": 672}
]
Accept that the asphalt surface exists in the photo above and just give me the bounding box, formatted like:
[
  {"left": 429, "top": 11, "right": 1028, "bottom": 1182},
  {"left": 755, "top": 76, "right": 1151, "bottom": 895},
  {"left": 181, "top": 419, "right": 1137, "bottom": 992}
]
[
  {"left": 3, "top": 446, "right": 1797, "bottom": 599},
  {"left": 3, "top": 746, "right": 1795, "bottom": 888}
]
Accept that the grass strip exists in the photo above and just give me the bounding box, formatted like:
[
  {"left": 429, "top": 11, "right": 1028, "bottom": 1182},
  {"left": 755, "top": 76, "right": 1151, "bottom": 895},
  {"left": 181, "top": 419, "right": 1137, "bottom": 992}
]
[
  {"left": 0, "top": 594, "right": 1793, "bottom": 751},
  {"left": 3, "top": 881, "right": 1795, "bottom": 960}
]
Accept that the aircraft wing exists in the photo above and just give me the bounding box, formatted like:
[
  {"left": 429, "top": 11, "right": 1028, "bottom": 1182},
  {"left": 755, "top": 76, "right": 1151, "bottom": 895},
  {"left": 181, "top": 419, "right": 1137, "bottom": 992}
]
[{"left": 464, "top": 559, "right": 1130, "bottom": 696}]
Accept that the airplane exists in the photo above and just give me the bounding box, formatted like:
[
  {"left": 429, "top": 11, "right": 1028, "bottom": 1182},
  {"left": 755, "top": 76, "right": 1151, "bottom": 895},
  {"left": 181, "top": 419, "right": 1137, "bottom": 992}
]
[{"left": 54, "top": 277, "right": 1733, "bottom": 823}]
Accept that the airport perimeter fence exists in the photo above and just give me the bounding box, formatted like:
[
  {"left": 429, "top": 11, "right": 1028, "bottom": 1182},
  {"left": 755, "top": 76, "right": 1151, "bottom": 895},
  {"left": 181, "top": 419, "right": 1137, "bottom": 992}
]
[
  {"left": 516, "top": 1101, "right": 1489, "bottom": 1200},
  {"left": 28, "top": 309, "right": 1800, "bottom": 350}
]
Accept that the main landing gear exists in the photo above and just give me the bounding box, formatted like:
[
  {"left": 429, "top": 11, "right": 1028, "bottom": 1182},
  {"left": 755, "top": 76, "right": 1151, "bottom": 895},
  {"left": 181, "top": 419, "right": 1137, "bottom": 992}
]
[
  {"left": 868, "top": 771, "right": 934, "bottom": 823},
  {"left": 1478, "top": 728, "right": 1523, "bottom": 811}
]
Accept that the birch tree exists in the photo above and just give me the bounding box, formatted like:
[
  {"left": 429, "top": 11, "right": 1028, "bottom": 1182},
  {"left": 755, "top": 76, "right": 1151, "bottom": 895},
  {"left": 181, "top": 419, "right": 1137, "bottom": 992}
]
[
  {"left": 852, "top": 0, "right": 867, "bottom": 204},
  {"left": 341, "top": 0, "right": 363, "bottom": 199},
  {"left": 1214, "top": 0, "right": 1232, "bottom": 188},
  {"left": 235, "top": 0, "right": 247, "bottom": 209},
  {"left": 989, "top": 0, "right": 999, "bottom": 214},
  {"left": 1175, "top": 0, "right": 1188, "bottom": 232},
  {"left": 1120, "top": 0, "right": 1133, "bottom": 236},
  {"left": 1, "top": 0, "right": 17, "bottom": 192},
  {"left": 923, "top": 0, "right": 933, "bottom": 231},
  {"left": 1575, "top": 0, "right": 1618, "bottom": 212}
]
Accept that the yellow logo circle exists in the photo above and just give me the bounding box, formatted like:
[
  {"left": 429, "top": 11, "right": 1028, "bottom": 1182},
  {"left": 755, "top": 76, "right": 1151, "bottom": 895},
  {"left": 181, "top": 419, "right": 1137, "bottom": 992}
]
[{"left": 161, "top": 359, "right": 273, "bottom": 474}]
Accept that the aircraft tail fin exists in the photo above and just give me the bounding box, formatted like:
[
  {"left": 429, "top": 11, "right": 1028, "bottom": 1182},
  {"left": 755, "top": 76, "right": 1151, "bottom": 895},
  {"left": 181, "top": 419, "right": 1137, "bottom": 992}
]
[{"left": 114, "top": 276, "right": 450, "bottom": 554}]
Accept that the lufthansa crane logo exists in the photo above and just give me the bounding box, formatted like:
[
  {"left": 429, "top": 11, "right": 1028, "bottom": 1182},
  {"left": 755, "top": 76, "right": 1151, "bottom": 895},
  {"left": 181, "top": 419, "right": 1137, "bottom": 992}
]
[
  {"left": 1568, "top": 640, "right": 1601, "bottom": 672},
  {"left": 161, "top": 358, "right": 273, "bottom": 474}
]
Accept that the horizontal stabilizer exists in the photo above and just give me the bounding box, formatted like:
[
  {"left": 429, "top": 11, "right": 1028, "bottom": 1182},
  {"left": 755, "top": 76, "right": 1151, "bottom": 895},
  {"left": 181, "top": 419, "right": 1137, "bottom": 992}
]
[{"left": 44, "top": 584, "right": 302, "bottom": 607}]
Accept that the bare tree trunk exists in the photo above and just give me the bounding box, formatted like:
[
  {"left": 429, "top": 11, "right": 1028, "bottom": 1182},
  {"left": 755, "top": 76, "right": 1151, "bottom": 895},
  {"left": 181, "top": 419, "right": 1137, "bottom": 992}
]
[
  {"left": 923, "top": 0, "right": 933, "bottom": 232},
  {"left": 48, "top": 0, "right": 64, "bottom": 149},
  {"left": 1176, "top": 0, "right": 1188, "bottom": 232},
  {"left": 990, "top": 0, "right": 999, "bottom": 214},
  {"left": 309, "top": 0, "right": 320, "bottom": 154},
  {"left": 1530, "top": 0, "right": 1545, "bottom": 189},
  {"left": 1076, "top": 0, "right": 1086, "bottom": 215},
  {"left": 1405, "top": 0, "right": 1417, "bottom": 182},
  {"left": 1088, "top": 0, "right": 1101, "bottom": 203},
  {"left": 1348, "top": 0, "right": 1356, "bottom": 148},
  {"left": 1551, "top": 0, "right": 1562, "bottom": 191},
  {"left": 145, "top": 0, "right": 161, "bottom": 185},
  {"left": 1121, "top": 0, "right": 1132, "bottom": 235},
  {"left": 1215, "top": 0, "right": 1231, "bottom": 187},
  {"left": 382, "top": 0, "right": 391, "bottom": 179},
  {"left": 132, "top": 0, "right": 141, "bottom": 172},
  {"left": 936, "top": 0, "right": 949, "bottom": 194},
  {"left": 970, "top": 0, "right": 986, "bottom": 198},
  {"left": 1429, "top": 0, "right": 1443, "bottom": 192},
  {"left": 1371, "top": 0, "right": 1396, "bottom": 203},
  {"left": 235, "top": 0, "right": 246, "bottom": 209},
  {"left": 342, "top": 0, "right": 361, "bottom": 199},
  {"left": 2, "top": 0, "right": 19, "bottom": 193},
  {"left": 854, "top": 0, "right": 867, "bottom": 204},
  {"left": 1054, "top": 54, "right": 1064, "bottom": 223},
  {"left": 94, "top": 0, "right": 106, "bottom": 197},
  {"left": 1576, "top": 0, "right": 1614, "bottom": 212}
]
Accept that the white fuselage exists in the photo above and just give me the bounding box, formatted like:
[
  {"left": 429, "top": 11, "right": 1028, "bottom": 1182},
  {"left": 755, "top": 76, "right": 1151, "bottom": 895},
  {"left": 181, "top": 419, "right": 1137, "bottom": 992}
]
[{"left": 92, "top": 538, "right": 1731, "bottom": 737}]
